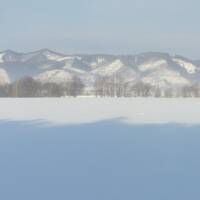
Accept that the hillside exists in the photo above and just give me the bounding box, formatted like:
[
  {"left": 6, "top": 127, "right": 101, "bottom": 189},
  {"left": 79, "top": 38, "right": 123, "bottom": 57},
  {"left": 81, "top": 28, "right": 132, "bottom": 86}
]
[{"left": 0, "top": 49, "right": 200, "bottom": 97}]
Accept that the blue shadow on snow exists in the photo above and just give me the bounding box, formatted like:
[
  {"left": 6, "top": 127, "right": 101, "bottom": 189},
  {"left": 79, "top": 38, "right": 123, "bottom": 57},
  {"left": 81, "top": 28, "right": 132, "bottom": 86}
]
[{"left": 0, "top": 119, "right": 200, "bottom": 200}]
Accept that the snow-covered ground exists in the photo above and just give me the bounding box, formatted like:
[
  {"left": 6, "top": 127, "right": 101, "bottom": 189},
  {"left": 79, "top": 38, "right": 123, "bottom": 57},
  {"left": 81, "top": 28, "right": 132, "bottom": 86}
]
[
  {"left": 0, "top": 98, "right": 200, "bottom": 125},
  {"left": 1, "top": 98, "right": 200, "bottom": 200}
]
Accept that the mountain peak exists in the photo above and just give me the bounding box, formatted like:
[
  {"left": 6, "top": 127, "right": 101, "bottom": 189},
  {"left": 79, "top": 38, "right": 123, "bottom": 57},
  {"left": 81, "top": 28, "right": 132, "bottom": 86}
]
[
  {"left": 4, "top": 49, "right": 19, "bottom": 55},
  {"left": 35, "top": 49, "right": 65, "bottom": 56}
]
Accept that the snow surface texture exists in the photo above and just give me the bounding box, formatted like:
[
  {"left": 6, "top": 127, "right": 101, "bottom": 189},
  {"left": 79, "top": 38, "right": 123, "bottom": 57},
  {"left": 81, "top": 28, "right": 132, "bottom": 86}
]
[{"left": 0, "top": 98, "right": 200, "bottom": 125}]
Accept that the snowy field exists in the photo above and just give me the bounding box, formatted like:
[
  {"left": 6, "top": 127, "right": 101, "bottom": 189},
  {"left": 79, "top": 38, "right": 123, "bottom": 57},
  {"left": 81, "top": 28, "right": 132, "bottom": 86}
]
[
  {"left": 0, "top": 98, "right": 200, "bottom": 125},
  {"left": 0, "top": 98, "right": 200, "bottom": 200}
]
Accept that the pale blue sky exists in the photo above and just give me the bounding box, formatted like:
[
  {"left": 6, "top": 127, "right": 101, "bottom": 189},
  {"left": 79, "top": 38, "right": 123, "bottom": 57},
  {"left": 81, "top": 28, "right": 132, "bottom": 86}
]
[{"left": 0, "top": 0, "right": 200, "bottom": 58}]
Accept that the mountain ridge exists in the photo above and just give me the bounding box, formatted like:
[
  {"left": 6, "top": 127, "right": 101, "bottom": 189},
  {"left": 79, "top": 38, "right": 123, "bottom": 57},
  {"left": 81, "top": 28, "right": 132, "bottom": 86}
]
[{"left": 0, "top": 49, "right": 200, "bottom": 90}]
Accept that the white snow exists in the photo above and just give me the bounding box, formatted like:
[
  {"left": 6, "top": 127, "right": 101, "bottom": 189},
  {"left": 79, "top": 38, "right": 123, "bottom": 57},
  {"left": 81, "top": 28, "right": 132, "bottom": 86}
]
[
  {"left": 64, "top": 66, "right": 86, "bottom": 75},
  {"left": 42, "top": 51, "right": 64, "bottom": 61},
  {"left": 57, "top": 56, "right": 74, "bottom": 61},
  {"left": 142, "top": 68, "right": 190, "bottom": 87},
  {"left": 91, "top": 62, "right": 98, "bottom": 68},
  {"left": 63, "top": 59, "right": 74, "bottom": 69},
  {"left": 138, "top": 60, "right": 167, "bottom": 71},
  {"left": 91, "top": 58, "right": 105, "bottom": 68},
  {"left": 58, "top": 56, "right": 82, "bottom": 62},
  {"left": 92, "top": 59, "right": 124, "bottom": 76},
  {"left": 35, "top": 70, "right": 73, "bottom": 84},
  {"left": 97, "top": 57, "right": 105, "bottom": 63},
  {"left": 0, "top": 68, "right": 10, "bottom": 85},
  {"left": 173, "top": 58, "right": 197, "bottom": 74},
  {"left": 0, "top": 98, "right": 200, "bottom": 125},
  {"left": 39, "top": 50, "right": 82, "bottom": 62},
  {"left": 0, "top": 53, "right": 5, "bottom": 63},
  {"left": 63, "top": 60, "right": 86, "bottom": 75}
]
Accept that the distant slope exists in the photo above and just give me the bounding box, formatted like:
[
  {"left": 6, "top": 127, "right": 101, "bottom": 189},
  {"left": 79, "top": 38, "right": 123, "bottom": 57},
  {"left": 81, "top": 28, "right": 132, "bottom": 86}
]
[{"left": 0, "top": 49, "right": 200, "bottom": 89}]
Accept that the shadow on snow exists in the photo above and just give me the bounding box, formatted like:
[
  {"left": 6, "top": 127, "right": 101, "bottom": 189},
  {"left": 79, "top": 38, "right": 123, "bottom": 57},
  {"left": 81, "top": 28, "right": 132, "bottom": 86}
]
[{"left": 0, "top": 119, "right": 200, "bottom": 200}]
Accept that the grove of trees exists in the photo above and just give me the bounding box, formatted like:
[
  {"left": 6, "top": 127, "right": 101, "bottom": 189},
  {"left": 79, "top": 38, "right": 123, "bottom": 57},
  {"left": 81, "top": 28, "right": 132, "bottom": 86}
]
[
  {"left": 0, "top": 75, "right": 200, "bottom": 97},
  {"left": 94, "top": 77, "right": 200, "bottom": 98},
  {"left": 0, "top": 76, "right": 84, "bottom": 97}
]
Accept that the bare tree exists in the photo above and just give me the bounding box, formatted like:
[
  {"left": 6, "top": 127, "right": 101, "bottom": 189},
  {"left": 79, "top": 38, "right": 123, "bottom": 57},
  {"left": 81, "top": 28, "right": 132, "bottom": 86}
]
[
  {"left": 10, "top": 77, "right": 41, "bottom": 97},
  {"left": 39, "top": 82, "right": 64, "bottom": 97},
  {"left": 0, "top": 84, "right": 10, "bottom": 97},
  {"left": 94, "top": 76, "right": 127, "bottom": 97},
  {"left": 130, "top": 82, "right": 152, "bottom": 97},
  {"left": 66, "top": 77, "right": 84, "bottom": 97}
]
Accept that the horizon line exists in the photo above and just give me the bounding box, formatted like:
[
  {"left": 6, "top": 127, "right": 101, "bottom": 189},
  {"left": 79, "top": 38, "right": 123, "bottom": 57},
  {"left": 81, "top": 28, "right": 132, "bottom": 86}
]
[{"left": 0, "top": 48, "right": 198, "bottom": 60}]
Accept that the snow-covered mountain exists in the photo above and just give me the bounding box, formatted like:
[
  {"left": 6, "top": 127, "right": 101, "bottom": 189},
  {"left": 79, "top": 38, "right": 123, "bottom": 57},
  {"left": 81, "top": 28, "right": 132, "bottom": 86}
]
[
  {"left": 35, "top": 70, "right": 74, "bottom": 84},
  {"left": 0, "top": 49, "right": 200, "bottom": 88}
]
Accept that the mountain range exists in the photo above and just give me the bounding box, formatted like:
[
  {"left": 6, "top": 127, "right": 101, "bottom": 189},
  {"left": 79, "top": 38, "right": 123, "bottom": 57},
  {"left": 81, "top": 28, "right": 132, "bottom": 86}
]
[{"left": 0, "top": 49, "right": 200, "bottom": 90}]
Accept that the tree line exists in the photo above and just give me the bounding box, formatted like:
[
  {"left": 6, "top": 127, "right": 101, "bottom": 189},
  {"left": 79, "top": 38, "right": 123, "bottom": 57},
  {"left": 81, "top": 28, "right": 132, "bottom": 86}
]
[
  {"left": 0, "top": 76, "right": 84, "bottom": 97},
  {"left": 0, "top": 76, "right": 200, "bottom": 97},
  {"left": 94, "top": 77, "right": 200, "bottom": 98}
]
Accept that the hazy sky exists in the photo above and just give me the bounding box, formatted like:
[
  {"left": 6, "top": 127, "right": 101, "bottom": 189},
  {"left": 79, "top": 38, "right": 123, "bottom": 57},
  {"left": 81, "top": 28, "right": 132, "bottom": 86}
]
[{"left": 0, "top": 0, "right": 200, "bottom": 58}]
